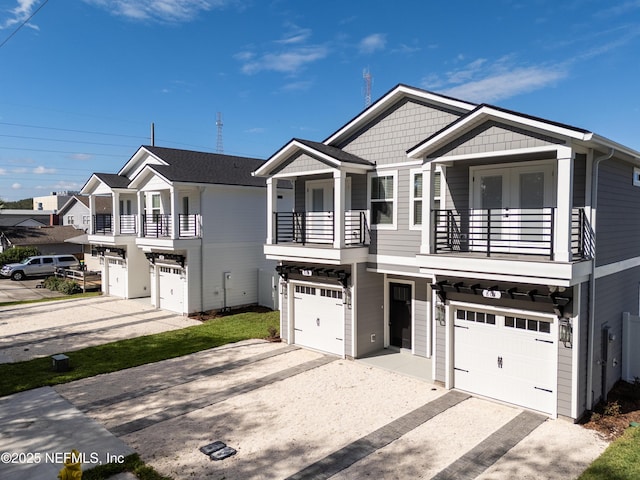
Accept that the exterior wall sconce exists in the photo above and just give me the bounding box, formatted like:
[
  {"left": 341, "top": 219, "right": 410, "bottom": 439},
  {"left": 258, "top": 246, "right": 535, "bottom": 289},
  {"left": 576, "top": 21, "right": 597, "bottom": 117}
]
[
  {"left": 560, "top": 319, "right": 573, "bottom": 348},
  {"left": 436, "top": 303, "right": 446, "bottom": 326}
]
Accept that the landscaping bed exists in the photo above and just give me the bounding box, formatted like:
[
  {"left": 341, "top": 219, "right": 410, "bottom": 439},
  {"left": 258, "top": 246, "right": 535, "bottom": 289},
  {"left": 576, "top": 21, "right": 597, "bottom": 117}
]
[{"left": 583, "top": 380, "right": 640, "bottom": 440}]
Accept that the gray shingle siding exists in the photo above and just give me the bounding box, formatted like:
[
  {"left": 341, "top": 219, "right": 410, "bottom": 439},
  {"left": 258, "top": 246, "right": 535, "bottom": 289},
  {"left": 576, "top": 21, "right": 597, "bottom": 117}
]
[
  {"left": 355, "top": 263, "right": 384, "bottom": 357},
  {"left": 557, "top": 294, "right": 574, "bottom": 417},
  {"left": 428, "top": 121, "right": 564, "bottom": 159},
  {"left": 595, "top": 158, "right": 640, "bottom": 265},
  {"left": 578, "top": 281, "right": 590, "bottom": 417},
  {"left": 339, "top": 99, "right": 462, "bottom": 166},
  {"left": 274, "top": 152, "right": 332, "bottom": 176}
]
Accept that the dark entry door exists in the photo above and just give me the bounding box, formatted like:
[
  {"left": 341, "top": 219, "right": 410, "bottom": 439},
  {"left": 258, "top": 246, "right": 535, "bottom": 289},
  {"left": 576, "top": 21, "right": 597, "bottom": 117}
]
[{"left": 389, "top": 283, "right": 412, "bottom": 349}]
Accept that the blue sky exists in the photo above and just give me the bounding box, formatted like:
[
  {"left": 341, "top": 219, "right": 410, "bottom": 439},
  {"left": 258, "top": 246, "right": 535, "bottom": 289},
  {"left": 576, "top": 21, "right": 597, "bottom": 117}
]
[{"left": 0, "top": 0, "right": 639, "bottom": 202}]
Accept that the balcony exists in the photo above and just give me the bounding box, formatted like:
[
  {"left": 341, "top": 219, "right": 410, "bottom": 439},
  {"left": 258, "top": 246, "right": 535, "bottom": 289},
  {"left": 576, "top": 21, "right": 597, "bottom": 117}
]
[
  {"left": 432, "top": 207, "right": 593, "bottom": 261},
  {"left": 92, "top": 214, "right": 137, "bottom": 235},
  {"left": 142, "top": 214, "right": 200, "bottom": 238},
  {"left": 265, "top": 210, "right": 370, "bottom": 264},
  {"left": 273, "top": 210, "right": 369, "bottom": 246}
]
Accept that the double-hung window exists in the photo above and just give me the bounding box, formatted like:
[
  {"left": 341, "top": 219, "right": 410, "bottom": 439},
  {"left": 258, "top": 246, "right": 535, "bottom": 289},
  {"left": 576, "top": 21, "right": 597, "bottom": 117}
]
[
  {"left": 369, "top": 172, "right": 397, "bottom": 229},
  {"left": 410, "top": 169, "right": 442, "bottom": 228}
]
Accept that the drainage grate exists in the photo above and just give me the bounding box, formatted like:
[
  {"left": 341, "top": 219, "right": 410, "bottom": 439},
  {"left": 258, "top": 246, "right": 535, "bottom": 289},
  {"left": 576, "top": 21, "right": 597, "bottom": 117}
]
[{"left": 199, "top": 441, "right": 237, "bottom": 461}]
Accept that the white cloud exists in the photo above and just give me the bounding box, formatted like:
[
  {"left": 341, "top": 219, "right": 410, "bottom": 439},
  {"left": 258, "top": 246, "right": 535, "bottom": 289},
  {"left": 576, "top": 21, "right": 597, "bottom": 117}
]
[
  {"left": 33, "top": 165, "right": 56, "bottom": 174},
  {"left": 0, "top": 168, "right": 6, "bottom": 175},
  {"left": 277, "top": 25, "right": 312, "bottom": 45},
  {"left": 1, "top": 0, "right": 41, "bottom": 30},
  {"left": 11, "top": 183, "right": 21, "bottom": 190},
  {"left": 67, "top": 153, "right": 93, "bottom": 161},
  {"left": 82, "top": 0, "right": 233, "bottom": 23},
  {"left": 442, "top": 66, "right": 567, "bottom": 103},
  {"left": 359, "top": 33, "right": 386, "bottom": 54},
  {"left": 240, "top": 46, "right": 328, "bottom": 75}
]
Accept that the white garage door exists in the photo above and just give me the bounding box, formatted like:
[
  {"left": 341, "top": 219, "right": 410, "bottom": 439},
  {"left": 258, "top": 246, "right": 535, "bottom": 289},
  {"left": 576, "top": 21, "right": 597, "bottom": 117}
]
[
  {"left": 107, "top": 258, "right": 126, "bottom": 298},
  {"left": 454, "top": 307, "right": 557, "bottom": 415},
  {"left": 158, "top": 266, "right": 185, "bottom": 314},
  {"left": 293, "top": 284, "right": 344, "bottom": 356}
]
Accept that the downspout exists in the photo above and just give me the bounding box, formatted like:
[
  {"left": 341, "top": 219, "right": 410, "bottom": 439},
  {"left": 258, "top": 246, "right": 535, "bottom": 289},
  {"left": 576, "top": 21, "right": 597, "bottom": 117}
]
[{"left": 586, "top": 147, "right": 615, "bottom": 410}]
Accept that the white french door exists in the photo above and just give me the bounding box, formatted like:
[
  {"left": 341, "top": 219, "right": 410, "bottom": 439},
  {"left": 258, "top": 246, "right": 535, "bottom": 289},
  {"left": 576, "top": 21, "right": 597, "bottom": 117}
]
[
  {"left": 471, "top": 163, "right": 554, "bottom": 254},
  {"left": 304, "top": 178, "right": 351, "bottom": 244}
]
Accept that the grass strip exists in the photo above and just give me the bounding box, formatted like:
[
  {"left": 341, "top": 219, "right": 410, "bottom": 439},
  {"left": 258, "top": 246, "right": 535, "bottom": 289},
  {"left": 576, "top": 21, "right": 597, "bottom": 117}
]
[
  {"left": 0, "top": 310, "right": 279, "bottom": 397},
  {"left": 0, "top": 291, "right": 100, "bottom": 307},
  {"left": 578, "top": 426, "right": 640, "bottom": 480}
]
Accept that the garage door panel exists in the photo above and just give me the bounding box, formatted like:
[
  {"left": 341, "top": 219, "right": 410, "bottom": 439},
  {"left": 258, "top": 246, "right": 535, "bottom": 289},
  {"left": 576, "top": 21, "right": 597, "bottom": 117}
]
[
  {"left": 454, "top": 307, "right": 556, "bottom": 415},
  {"left": 107, "top": 258, "right": 126, "bottom": 298},
  {"left": 293, "top": 285, "right": 344, "bottom": 356},
  {"left": 159, "top": 266, "right": 184, "bottom": 314}
]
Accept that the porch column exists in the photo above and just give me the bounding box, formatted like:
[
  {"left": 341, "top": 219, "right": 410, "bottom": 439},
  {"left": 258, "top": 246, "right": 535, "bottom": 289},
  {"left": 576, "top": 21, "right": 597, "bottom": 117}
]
[
  {"left": 266, "top": 178, "right": 277, "bottom": 244},
  {"left": 334, "top": 170, "right": 345, "bottom": 248},
  {"left": 170, "top": 188, "right": 179, "bottom": 239},
  {"left": 112, "top": 191, "right": 120, "bottom": 235},
  {"left": 89, "top": 195, "right": 96, "bottom": 234},
  {"left": 555, "top": 146, "right": 574, "bottom": 262},
  {"left": 137, "top": 191, "right": 145, "bottom": 237},
  {"left": 420, "top": 162, "right": 434, "bottom": 254}
]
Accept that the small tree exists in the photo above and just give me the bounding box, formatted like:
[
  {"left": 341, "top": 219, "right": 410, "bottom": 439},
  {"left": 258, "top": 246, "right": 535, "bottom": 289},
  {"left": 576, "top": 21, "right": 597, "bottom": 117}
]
[{"left": 0, "top": 246, "right": 40, "bottom": 267}]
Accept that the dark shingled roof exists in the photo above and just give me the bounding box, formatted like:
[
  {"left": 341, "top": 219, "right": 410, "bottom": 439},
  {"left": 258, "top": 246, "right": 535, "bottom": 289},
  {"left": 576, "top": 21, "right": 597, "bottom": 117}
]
[
  {"left": 1, "top": 226, "right": 82, "bottom": 245},
  {"left": 93, "top": 173, "right": 131, "bottom": 188},
  {"left": 293, "top": 139, "right": 374, "bottom": 166},
  {"left": 143, "top": 146, "right": 267, "bottom": 187}
]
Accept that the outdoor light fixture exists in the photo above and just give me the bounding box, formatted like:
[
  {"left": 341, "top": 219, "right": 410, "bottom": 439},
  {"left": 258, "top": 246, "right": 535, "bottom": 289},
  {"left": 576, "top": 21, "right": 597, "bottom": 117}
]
[
  {"left": 436, "top": 303, "right": 446, "bottom": 326},
  {"left": 560, "top": 319, "right": 573, "bottom": 348}
]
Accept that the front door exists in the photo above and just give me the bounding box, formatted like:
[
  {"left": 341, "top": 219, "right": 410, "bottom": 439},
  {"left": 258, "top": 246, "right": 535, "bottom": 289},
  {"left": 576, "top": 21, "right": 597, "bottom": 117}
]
[
  {"left": 471, "top": 164, "right": 554, "bottom": 254},
  {"left": 389, "top": 283, "right": 412, "bottom": 349}
]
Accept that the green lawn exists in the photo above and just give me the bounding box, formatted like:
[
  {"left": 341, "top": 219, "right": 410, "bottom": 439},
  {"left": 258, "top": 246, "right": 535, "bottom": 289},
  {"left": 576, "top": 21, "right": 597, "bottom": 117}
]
[
  {"left": 0, "top": 310, "right": 280, "bottom": 397},
  {"left": 578, "top": 426, "right": 640, "bottom": 480}
]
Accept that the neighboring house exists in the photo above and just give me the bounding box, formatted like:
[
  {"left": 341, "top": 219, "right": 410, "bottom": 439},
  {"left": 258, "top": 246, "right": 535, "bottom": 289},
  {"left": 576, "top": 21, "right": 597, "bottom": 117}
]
[
  {"left": 253, "top": 83, "right": 640, "bottom": 421},
  {"left": 0, "top": 225, "right": 83, "bottom": 255},
  {"left": 81, "top": 145, "right": 292, "bottom": 314},
  {"left": 58, "top": 195, "right": 91, "bottom": 231},
  {"left": 33, "top": 191, "right": 78, "bottom": 211},
  {"left": 0, "top": 209, "right": 57, "bottom": 227}
]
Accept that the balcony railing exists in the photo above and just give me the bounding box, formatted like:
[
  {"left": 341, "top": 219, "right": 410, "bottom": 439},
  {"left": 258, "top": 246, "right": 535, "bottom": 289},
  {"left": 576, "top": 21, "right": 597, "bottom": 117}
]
[
  {"left": 120, "top": 214, "right": 137, "bottom": 234},
  {"left": 142, "top": 214, "right": 200, "bottom": 238},
  {"left": 433, "top": 207, "right": 593, "bottom": 260},
  {"left": 93, "top": 214, "right": 113, "bottom": 234},
  {"left": 274, "top": 210, "right": 369, "bottom": 246}
]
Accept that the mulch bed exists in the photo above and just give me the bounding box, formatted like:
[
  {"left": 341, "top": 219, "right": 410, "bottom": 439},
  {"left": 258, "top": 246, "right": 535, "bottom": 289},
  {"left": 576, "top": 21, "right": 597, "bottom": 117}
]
[
  {"left": 189, "top": 305, "right": 273, "bottom": 321},
  {"left": 582, "top": 380, "right": 640, "bottom": 440}
]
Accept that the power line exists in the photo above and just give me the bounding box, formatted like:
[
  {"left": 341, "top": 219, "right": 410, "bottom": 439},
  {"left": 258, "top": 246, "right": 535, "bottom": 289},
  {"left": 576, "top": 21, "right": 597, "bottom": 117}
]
[
  {"left": 0, "top": 133, "right": 138, "bottom": 149},
  {"left": 0, "top": 121, "right": 147, "bottom": 140},
  {"left": 0, "top": 0, "right": 50, "bottom": 50}
]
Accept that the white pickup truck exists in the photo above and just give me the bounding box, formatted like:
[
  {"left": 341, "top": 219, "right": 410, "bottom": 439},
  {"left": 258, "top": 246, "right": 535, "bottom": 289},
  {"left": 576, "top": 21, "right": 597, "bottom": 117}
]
[{"left": 0, "top": 255, "right": 80, "bottom": 281}]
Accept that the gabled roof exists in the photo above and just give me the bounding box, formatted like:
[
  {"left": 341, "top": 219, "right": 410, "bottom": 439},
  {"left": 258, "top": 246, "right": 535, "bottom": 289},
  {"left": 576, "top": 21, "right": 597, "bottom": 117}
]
[
  {"left": 92, "top": 173, "right": 131, "bottom": 188},
  {"left": 253, "top": 138, "right": 374, "bottom": 177},
  {"left": 324, "top": 83, "right": 476, "bottom": 147},
  {"left": 58, "top": 195, "right": 90, "bottom": 216},
  {"left": 132, "top": 145, "right": 268, "bottom": 188},
  {"left": 0, "top": 226, "right": 82, "bottom": 246}
]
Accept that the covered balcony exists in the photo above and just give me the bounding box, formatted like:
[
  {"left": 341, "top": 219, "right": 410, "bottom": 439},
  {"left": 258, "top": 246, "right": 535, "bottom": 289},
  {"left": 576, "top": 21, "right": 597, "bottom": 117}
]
[
  {"left": 141, "top": 213, "right": 201, "bottom": 238},
  {"left": 273, "top": 210, "right": 369, "bottom": 246}
]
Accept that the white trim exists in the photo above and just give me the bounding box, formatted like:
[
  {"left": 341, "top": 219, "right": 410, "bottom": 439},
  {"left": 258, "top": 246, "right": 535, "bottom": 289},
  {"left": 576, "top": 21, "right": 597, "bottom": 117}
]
[
  {"left": 409, "top": 168, "right": 423, "bottom": 231},
  {"left": 423, "top": 145, "right": 561, "bottom": 164},
  {"left": 571, "top": 285, "right": 581, "bottom": 419},
  {"left": 374, "top": 159, "right": 423, "bottom": 170},
  {"left": 449, "top": 300, "right": 558, "bottom": 321},
  {"left": 351, "top": 262, "right": 358, "bottom": 359},
  {"left": 273, "top": 168, "right": 335, "bottom": 179},
  {"left": 368, "top": 170, "right": 398, "bottom": 230},
  {"left": 595, "top": 256, "right": 640, "bottom": 279}
]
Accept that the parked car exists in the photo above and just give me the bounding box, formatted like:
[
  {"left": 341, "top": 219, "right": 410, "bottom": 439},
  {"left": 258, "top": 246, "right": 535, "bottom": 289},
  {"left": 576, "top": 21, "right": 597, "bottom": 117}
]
[{"left": 0, "top": 255, "right": 80, "bottom": 281}]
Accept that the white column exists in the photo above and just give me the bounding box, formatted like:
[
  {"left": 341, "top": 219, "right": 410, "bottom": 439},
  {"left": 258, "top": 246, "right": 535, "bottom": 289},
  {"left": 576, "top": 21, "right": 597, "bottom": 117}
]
[
  {"left": 334, "top": 170, "right": 345, "bottom": 248},
  {"left": 420, "top": 162, "right": 434, "bottom": 254},
  {"left": 170, "top": 188, "right": 179, "bottom": 239},
  {"left": 555, "top": 146, "right": 574, "bottom": 262},
  {"left": 137, "top": 191, "right": 144, "bottom": 237},
  {"left": 112, "top": 191, "right": 120, "bottom": 235},
  {"left": 89, "top": 195, "right": 96, "bottom": 234},
  {"left": 266, "top": 178, "right": 277, "bottom": 244}
]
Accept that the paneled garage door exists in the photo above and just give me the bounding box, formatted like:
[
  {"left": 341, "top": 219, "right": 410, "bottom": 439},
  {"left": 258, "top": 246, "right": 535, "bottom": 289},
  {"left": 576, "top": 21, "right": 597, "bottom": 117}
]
[
  {"left": 454, "top": 307, "right": 557, "bottom": 415},
  {"left": 293, "top": 284, "right": 344, "bottom": 356},
  {"left": 106, "top": 257, "right": 126, "bottom": 298},
  {"left": 158, "top": 266, "right": 185, "bottom": 314}
]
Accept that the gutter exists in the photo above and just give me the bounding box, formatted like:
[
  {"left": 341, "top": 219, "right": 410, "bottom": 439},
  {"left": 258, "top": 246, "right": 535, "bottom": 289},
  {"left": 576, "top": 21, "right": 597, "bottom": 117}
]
[{"left": 586, "top": 147, "right": 615, "bottom": 410}]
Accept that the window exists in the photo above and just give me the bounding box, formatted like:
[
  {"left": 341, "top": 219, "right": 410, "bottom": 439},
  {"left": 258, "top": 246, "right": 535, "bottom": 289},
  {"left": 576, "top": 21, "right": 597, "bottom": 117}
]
[
  {"left": 505, "top": 316, "right": 551, "bottom": 334},
  {"left": 295, "top": 285, "right": 316, "bottom": 295},
  {"left": 456, "top": 309, "right": 496, "bottom": 325},
  {"left": 82, "top": 215, "right": 90, "bottom": 225},
  {"left": 42, "top": 257, "right": 54, "bottom": 265},
  {"left": 411, "top": 169, "right": 442, "bottom": 229},
  {"left": 320, "top": 288, "right": 342, "bottom": 299},
  {"left": 634, "top": 167, "right": 640, "bottom": 187},
  {"left": 67, "top": 215, "right": 74, "bottom": 225},
  {"left": 151, "top": 194, "right": 161, "bottom": 221},
  {"left": 369, "top": 172, "right": 397, "bottom": 228}
]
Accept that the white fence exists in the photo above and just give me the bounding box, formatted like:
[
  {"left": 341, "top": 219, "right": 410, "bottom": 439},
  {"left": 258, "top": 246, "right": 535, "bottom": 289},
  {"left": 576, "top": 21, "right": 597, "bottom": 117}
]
[{"left": 622, "top": 312, "right": 640, "bottom": 382}]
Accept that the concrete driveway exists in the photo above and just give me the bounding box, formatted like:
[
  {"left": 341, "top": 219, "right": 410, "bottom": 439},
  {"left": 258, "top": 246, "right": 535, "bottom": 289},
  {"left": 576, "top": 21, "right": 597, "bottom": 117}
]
[
  {"left": 50, "top": 341, "right": 607, "bottom": 480},
  {"left": 0, "top": 295, "right": 200, "bottom": 363},
  {"left": 0, "top": 277, "right": 65, "bottom": 303}
]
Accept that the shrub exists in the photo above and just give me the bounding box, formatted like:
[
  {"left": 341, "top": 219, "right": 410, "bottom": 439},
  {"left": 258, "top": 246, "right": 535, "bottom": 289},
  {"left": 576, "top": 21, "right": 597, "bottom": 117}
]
[
  {"left": 603, "top": 400, "right": 622, "bottom": 417},
  {"left": 58, "top": 280, "right": 80, "bottom": 295},
  {"left": 0, "top": 246, "right": 39, "bottom": 267},
  {"left": 43, "top": 276, "right": 62, "bottom": 291}
]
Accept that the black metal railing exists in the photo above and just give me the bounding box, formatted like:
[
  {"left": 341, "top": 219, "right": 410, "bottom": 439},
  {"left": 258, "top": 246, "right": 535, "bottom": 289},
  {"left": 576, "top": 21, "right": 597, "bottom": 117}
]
[
  {"left": 178, "top": 214, "right": 200, "bottom": 238},
  {"left": 93, "top": 214, "right": 113, "bottom": 234},
  {"left": 274, "top": 210, "right": 369, "bottom": 246},
  {"left": 433, "top": 207, "right": 592, "bottom": 260},
  {"left": 119, "top": 214, "right": 137, "bottom": 234},
  {"left": 143, "top": 214, "right": 172, "bottom": 238}
]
